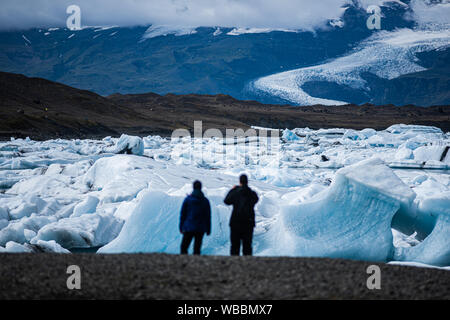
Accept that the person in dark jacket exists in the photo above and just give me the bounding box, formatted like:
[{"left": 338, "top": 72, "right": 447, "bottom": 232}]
[
  {"left": 179, "top": 180, "right": 211, "bottom": 255},
  {"left": 224, "top": 174, "right": 258, "bottom": 256}
]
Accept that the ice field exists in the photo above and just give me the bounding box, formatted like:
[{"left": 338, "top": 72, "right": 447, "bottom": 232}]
[{"left": 0, "top": 125, "right": 449, "bottom": 267}]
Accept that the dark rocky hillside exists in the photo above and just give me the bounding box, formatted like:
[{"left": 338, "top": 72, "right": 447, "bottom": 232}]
[{"left": 1, "top": 72, "right": 449, "bottom": 140}]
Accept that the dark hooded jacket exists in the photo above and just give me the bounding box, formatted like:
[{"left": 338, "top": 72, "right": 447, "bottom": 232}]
[
  {"left": 224, "top": 186, "right": 259, "bottom": 228},
  {"left": 179, "top": 190, "right": 211, "bottom": 234}
]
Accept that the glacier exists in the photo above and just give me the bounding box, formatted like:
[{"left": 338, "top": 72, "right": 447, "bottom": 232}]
[
  {"left": 251, "top": 26, "right": 450, "bottom": 105},
  {"left": 0, "top": 127, "right": 449, "bottom": 267}
]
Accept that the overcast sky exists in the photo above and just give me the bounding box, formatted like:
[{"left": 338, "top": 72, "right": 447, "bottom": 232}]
[{"left": 0, "top": 0, "right": 448, "bottom": 31}]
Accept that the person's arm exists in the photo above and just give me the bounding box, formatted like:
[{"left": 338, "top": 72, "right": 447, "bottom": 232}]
[
  {"left": 179, "top": 199, "right": 187, "bottom": 233},
  {"left": 206, "top": 199, "right": 211, "bottom": 236},
  {"left": 252, "top": 190, "right": 259, "bottom": 205},
  {"left": 224, "top": 187, "right": 237, "bottom": 205}
]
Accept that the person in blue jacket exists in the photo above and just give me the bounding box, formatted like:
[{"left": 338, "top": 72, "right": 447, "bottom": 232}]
[{"left": 179, "top": 180, "right": 211, "bottom": 255}]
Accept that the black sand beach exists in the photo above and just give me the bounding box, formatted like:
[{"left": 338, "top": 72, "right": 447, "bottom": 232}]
[{"left": 0, "top": 253, "right": 448, "bottom": 300}]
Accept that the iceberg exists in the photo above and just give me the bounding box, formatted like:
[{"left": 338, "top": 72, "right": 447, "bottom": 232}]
[
  {"left": 2, "top": 241, "right": 33, "bottom": 253},
  {"left": 82, "top": 155, "right": 152, "bottom": 203},
  {"left": 114, "top": 134, "right": 144, "bottom": 156},
  {"left": 23, "top": 229, "right": 36, "bottom": 241},
  {"left": 98, "top": 190, "right": 231, "bottom": 254},
  {"left": 282, "top": 129, "right": 300, "bottom": 141},
  {"left": 394, "top": 214, "right": 450, "bottom": 267},
  {"left": 8, "top": 195, "right": 47, "bottom": 220},
  {"left": 414, "top": 145, "right": 449, "bottom": 164},
  {"left": 386, "top": 124, "right": 443, "bottom": 135},
  {"left": 33, "top": 213, "right": 123, "bottom": 249},
  {"left": 30, "top": 239, "right": 70, "bottom": 253},
  {"left": 98, "top": 191, "right": 184, "bottom": 253},
  {"left": 0, "top": 214, "right": 56, "bottom": 246}
]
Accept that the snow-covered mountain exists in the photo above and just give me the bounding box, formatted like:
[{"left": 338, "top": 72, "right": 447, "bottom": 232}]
[{"left": 0, "top": 0, "right": 448, "bottom": 106}]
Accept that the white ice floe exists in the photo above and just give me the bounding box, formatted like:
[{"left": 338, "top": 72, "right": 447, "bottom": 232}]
[
  {"left": 83, "top": 155, "right": 152, "bottom": 203},
  {"left": 30, "top": 239, "right": 70, "bottom": 253},
  {"left": 3, "top": 241, "right": 33, "bottom": 253},
  {"left": 32, "top": 213, "right": 123, "bottom": 249},
  {"left": 0, "top": 125, "right": 448, "bottom": 267},
  {"left": 282, "top": 129, "right": 300, "bottom": 141},
  {"left": 98, "top": 191, "right": 185, "bottom": 253},
  {"left": 71, "top": 195, "right": 99, "bottom": 217},
  {"left": 0, "top": 214, "right": 56, "bottom": 246}
]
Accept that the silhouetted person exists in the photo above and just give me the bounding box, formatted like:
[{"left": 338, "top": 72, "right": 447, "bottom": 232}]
[
  {"left": 179, "top": 181, "right": 211, "bottom": 255},
  {"left": 224, "top": 174, "right": 258, "bottom": 256}
]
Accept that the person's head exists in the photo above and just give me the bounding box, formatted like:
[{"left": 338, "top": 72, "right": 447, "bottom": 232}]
[
  {"left": 193, "top": 180, "right": 202, "bottom": 191},
  {"left": 239, "top": 174, "right": 248, "bottom": 186}
]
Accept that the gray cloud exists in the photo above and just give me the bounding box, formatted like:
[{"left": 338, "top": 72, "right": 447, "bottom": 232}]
[
  {"left": 0, "top": 0, "right": 448, "bottom": 31},
  {"left": 409, "top": 0, "right": 450, "bottom": 25},
  {"left": 0, "top": 0, "right": 352, "bottom": 31}
]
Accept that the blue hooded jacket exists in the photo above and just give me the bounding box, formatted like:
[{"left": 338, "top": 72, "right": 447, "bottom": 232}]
[{"left": 179, "top": 190, "right": 211, "bottom": 234}]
